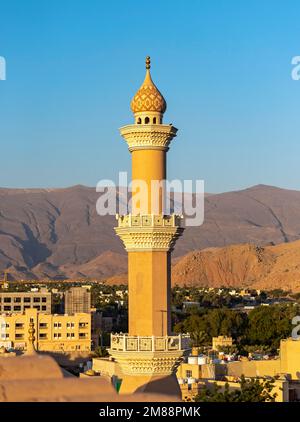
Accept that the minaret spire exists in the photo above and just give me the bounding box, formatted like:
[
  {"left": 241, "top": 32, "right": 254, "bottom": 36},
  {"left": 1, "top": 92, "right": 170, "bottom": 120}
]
[
  {"left": 130, "top": 56, "right": 166, "bottom": 118},
  {"left": 145, "top": 55, "right": 151, "bottom": 69}
]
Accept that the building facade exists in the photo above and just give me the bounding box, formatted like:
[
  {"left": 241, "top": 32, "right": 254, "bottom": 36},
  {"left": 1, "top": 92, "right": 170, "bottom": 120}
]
[
  {"left": 65, "top": 287, "right": 91, "bottom": 314},
  {"left": 0, "top": 291, "right": 51, "bottom": 314},
  {"left": 177, "top": 338, "right": 300, "bottom": 402},
  {"left": 109, "top": 57, "right": 189, "bottom": 396},
  {"left": 212, "top": 335, "right": 233, "bottom": 351},
  {"left": 91, "top": 308, "right": 113, "bottom": 348},
  {"left": 0, "top": 308, "right": 91, "bottom": 352}
]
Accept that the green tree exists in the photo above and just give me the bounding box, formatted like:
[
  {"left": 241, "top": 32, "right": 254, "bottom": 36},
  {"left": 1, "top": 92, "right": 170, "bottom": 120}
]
[
  {"left": 195, "top": 375, "right": 277, "bottom": 402},
  {"left": 206, "top": 308, "right": 246, "bottom": 338},
  {"left": 217, "top": 345, "right": 238, "bottom": 355},
  {"left": 174, "top": 308, "right": 247, "bottom": 344},
  {"left": 190, "top": 330, "right": 209, "bottom": 348},
  {"left": 269, "top": 289, "right": 289, "bottom": 298},
  {"left": 246, "top": 304, "right": 299, "bottom": 350},
  {"left": 93, "top": 346, "right": 109, "bottom": 358}
]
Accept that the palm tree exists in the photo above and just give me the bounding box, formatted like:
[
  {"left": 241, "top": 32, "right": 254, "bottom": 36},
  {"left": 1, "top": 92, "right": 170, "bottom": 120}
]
[
  {"left": 94, "top": 346, "right": 109, "bottom": 358},
  {"left": 191, "top": 330, "right": 209, "bottom": 348}
]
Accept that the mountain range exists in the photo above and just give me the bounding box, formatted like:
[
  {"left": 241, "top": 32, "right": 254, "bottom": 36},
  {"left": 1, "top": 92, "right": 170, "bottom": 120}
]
[{"left": 1, "top": 184, "right": 300, "bottom": 290}]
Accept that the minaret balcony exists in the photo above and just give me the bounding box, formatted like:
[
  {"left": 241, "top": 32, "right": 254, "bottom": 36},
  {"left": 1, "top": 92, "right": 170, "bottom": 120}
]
[
  {"left": 110, "top": 333, "right": 190, "bottom": 353},
  {"left": 109, "top": 333, "right": 190, "bottom": 378},
  {"left": 119, "top": 124, "right": 178, "bottom": 151},
  {"left": 114, "top": 214, "right": 184, "bottom": 252},
  {"left": 116, "top": 213, "right": 182, "bottom": 228}
]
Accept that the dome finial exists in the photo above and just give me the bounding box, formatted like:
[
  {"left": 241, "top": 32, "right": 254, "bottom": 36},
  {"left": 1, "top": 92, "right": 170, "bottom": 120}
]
[
  {"left": 130, "top": 57, "right": 167, "bottom": 114},
  {"left": 146, "top": 56, "right": 151, "bottom": 70}
]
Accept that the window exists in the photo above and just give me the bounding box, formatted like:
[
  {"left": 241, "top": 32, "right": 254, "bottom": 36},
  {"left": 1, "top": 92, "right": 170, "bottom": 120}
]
[
  {"left": 14, "top": 297, "right": 21, "bottom": 303},
  {"left": 33, "top": 305, "right": 40, "bottom": 310},
  {"left": 54, "top": 322, "right": 62, "bottom": 329},
  {"left": 79, "top": 322, "right": 88, "bottom": 328},
  {"left": 67, "top": 333, "right": 75, "bottom": 338},
  {"left": 186, "top": 370, "right": 192, "bottom": 378},
  {"left": 14, "top": 306, "right": 21, "bottom": 311},
  {"left": 79, "top": 333, "right": 87, "bottom": 338},
  {"left": 4, "top": 297, "right": 11, "bottom": 303},
  {"left": 15, "top": 323, "right": 24, "bottom": 329},
  {"left": 137, "top": 117, "right": 141, "bottom": 124},
  {"left": 0, "top": 333, "right": 9, "bottom": 339},
  {"left": 39, "top": 333, "right": 47, "bottom": 339},
  {"left": 15, "top": 334, "right": 24, "bottom": 339},
  {"left": 24, "top": 297, "right": 31, "bottom": 303},
  {"left": 41, "top": 306, "right": 46, "bottom": 311},
  {"left": 42, "top": 297, "right": 47, "bottom": 303},
  {"left": 54, "top": 333, "right": 62, "bottom": 339},
  {"left": 39, "top": 323, "right": 48, "bottom": 329},
  {"left": 24, "top": 305, "right": 30, "bottom": 309},
  {"left": 145, "top": 117, "right": 150, "bottom": 124},
  {"left": 67, "top": 322, "right": 75, "bottom": 328},
  {"left": 153, "top": 117, "right": 156, "bottom": 124},
  {"left": 4, "top": 306, "right": 11, "bottom": 311},
  {"left": 33, "top": 297, "right": 41, "bottom": 303}
]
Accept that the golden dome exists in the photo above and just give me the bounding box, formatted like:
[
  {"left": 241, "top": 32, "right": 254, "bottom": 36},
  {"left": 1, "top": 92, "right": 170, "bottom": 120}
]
[{"left": 130, "top": 56, "right": 167, "bottom": 114}]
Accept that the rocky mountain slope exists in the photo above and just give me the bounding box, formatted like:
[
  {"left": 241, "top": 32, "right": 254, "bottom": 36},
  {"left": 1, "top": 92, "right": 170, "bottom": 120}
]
[
  {"left": 105, "top": 240, "right": 300, "bottom": 292},
  {"left": 171, "top": 240, "right": 300, "bottom": 292}
]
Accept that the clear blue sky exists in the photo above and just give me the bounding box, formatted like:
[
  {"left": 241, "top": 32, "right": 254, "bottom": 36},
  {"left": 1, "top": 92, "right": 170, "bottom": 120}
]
[{"left": 0, "top": 0, "right": 300, "bottom": 193}]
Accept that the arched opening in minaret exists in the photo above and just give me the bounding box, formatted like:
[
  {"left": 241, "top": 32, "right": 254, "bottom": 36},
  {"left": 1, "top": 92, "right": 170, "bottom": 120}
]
[
  {"left": 153, "top": 117, "right": 157, "bottom": 124},
  {"left": 145, "top": 117, "right": 150, "bottom": 124},
  {"left": 137, "top": 117, "right": 142, "bottom": 124}
]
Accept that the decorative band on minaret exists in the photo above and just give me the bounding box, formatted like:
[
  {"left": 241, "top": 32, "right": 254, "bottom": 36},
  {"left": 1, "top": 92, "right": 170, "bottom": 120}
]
[{"left": 110, "top": 57, "right": 189, "bottom": 396}]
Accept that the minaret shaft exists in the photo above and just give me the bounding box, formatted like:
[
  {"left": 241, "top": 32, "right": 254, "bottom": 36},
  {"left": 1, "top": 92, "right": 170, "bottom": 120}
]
[
  {"left": 128, "top": 251, "right": 171, "bottom": 336},
  {"left": 131, "top": 149, "right": 166, "bottom": 215},
  {"left": 129, "top": 148, "right": 169, "bottom": 336}
]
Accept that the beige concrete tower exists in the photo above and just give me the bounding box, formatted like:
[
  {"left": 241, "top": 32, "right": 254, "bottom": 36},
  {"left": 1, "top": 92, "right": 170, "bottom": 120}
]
[{"left": 110, "top": 57, "right": 189, "bottom": 396}]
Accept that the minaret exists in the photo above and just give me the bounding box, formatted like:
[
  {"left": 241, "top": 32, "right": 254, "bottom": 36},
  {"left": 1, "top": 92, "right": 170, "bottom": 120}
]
[
  {"left": 109, "top": 57, "right": 189, "bottom": 396},
  {"left": 26, "top": 318, "right": 37, "bottom": 355}
]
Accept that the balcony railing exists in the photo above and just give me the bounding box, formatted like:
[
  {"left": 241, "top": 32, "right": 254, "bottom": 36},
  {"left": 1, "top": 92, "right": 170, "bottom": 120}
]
[
  {"left": 110, "top": 333, "right": 190, "bottom": 352},
  {"left": 116, "top": 214, "right": 183, "bottom": 228}
]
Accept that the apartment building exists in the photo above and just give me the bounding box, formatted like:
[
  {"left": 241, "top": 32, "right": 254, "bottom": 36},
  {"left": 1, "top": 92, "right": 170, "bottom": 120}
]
[
  {"left": 0, "top": 291, "right": 51, "bottom": 314},
  {"left": 65, "top": 287, "right": 91, "bottom": 314},
  {"left": 0, "top": 308, "right": 91, "bottom": 352}
]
